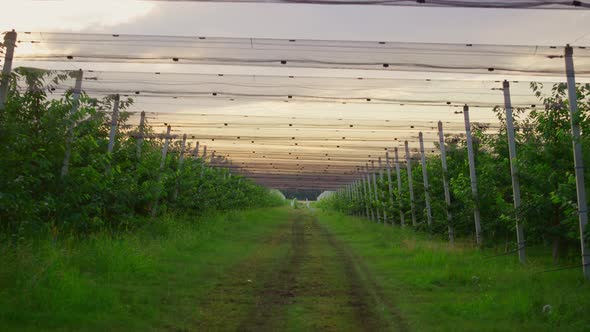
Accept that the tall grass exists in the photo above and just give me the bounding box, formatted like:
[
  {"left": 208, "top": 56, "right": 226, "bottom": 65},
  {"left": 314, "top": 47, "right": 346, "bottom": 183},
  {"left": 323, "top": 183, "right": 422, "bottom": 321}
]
[
  {"left": 317, "top": 211, "right": 590, "bottom": 331},
  {"left": 0, "top": 208, "right": 290, "bottom": 331}
]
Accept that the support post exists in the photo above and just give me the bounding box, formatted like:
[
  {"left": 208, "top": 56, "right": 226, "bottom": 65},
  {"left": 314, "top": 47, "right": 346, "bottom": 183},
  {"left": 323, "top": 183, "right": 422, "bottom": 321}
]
[
  {"left": 463, "top": 105, "right": 483, "bottom": 246},
  {"left": 394, "top": 147, "right": 405, "bottom": 226},
  {"left": 151, "top": 125, "right": 172, "bottom": 218},
  {"left": 179, "top": 133, "right": 187, "bottom": 167},
  {"left": 419, "top": 132, "right": 433, "bottom": 226},
  {"left": 385, "top": 151, "right": 395, "bottom": 224},
  {"left": 160, "top": 125, "right": 171, "bottom": 170},
  {"left": 564, "top": 45, "right": 590, "bottom": 280},
  {"left": 194, "top": 141, "right": 200, "bottom": 158},
  {"left": 503, "top": 80, "right": 526, "bottom": 263},
  {"left": 405, "top": 141, "right": 417, "bottom": 226},
  {"left": 378, "top": 157, "right": 387, "bottom": 223},
  {"left": 438, "top": 121, "right": 455, "bottom": 244},
  {"left": 107, "top": 94, "right": 120, "bottom": 155},
  {"left": 200, "top": 145, "right": 207, "bottom": 179},
  {"left": 372, "top": 160, "right": 381, "bottom": 223},
  {"left": 0, "top": 30, "right": 17, "bottom": 112},
  {"left": 366, "top": 164, "right": 375, "bottom": 222},
  {"left": 136, "top": 111, "right": 146, "bottom": 160},
  {"left": 173, "top": 133, "right": 187, "bottom": 201},
  {"left": 361, "top": 169, "right": 370, "bottom": 220},
  {"left": 60, "top": 69, "right": 83, "bottom": 179}
]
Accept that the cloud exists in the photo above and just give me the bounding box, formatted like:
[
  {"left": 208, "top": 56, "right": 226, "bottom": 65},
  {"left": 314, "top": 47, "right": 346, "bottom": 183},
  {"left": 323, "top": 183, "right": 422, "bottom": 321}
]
[{"left": 0, "top": 0, "right": 155, "bottom": 32}]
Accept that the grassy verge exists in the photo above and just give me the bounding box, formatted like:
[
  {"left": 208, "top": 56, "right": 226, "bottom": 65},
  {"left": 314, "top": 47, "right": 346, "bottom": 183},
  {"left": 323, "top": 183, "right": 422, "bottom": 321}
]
[
  {"left": 0, "top": 207, "right": 291, "bottom": 331},
  {"left": 315, "top": 210, "right": 590, "bottom": 332}
]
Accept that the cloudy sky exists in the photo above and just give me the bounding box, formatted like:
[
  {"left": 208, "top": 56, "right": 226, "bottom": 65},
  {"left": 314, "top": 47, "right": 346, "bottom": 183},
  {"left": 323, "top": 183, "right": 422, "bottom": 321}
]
[{"left": 1, "top": 1, "right": 590, "bottom": 45}]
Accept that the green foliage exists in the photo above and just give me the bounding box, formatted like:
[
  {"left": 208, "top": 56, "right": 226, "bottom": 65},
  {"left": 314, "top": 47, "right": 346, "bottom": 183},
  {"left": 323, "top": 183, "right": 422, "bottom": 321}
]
[
  {"left": 0, "top": 69, "right": 283, "bottom": 235},
  {"left": 0, "top": 207, "right": 291, "bottom": 331},
  {"left": 321, "top": 82, "right": 590, "bottom": 254}
]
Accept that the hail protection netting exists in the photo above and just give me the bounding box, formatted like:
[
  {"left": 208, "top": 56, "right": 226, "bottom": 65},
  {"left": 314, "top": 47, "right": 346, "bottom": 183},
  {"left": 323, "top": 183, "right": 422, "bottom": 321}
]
[
  {"left": 141, "top": 0, "right": 590, "bottom": 9},
  {"left": 14, "top": 32, "right": 590, "bottom": 76},
  {"left": 7, "top": 31, "right": 589, "bottom": 188}
]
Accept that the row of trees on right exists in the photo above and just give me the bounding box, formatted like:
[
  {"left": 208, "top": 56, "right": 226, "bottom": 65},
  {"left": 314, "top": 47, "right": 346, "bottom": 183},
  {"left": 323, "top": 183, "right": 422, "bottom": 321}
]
[{"left": 321, "top": 82, "right": 590, "bottom": 264}]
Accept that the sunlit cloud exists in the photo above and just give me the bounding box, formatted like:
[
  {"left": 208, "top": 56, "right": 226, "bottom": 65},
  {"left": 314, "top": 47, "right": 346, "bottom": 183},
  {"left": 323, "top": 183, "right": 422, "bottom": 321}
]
[{"left": 0, "top": 0, "right": 156, "bottom": 32}]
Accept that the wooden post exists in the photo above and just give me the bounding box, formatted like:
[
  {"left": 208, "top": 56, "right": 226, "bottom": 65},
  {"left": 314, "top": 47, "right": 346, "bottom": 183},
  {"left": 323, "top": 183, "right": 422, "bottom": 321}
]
[
  {"left": 405, "top": 141, "right": 417, "bottom": 227},
  {"left": 564, "top": 45, "right": 590, "bottom": 280},
  {"left": 503, "top": 81, "right": 526, "bottom": 263},
  {"left": 60, "top": 69, "right": 83, "bottom": 179},
  {"left": 0, "top": 30, "right": 17, "bottom": 112},
  {"left": 394, "top": 147, "right": 406, "bottom": 226},
  {"left": 463, "top": 105, "right": 483, "bottom": 246},
  {"left": 419, "top": 132, "right": 433, "bottom": 226},
  {"left": 385, "top": 151, "right": 395, "bottom": 224},
  {"left": 136, "top": 111, "right": 146, "bottom": 160},
  {"left": 438, "top": 121, "right": 455, "bottom": 244}
]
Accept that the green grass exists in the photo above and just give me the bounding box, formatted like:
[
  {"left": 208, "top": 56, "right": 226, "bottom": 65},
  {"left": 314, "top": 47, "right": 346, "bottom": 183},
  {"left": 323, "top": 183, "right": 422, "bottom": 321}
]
[
  {"left": 0, "top": 208, "right": 291, "bottom": 331},
  {"left": 315, "top": 210, "right": 590, "bottom": 332}
]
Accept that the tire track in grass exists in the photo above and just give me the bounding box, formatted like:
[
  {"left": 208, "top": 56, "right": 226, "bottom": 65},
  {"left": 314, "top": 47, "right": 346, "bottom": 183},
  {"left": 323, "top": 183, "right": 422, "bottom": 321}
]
[
  {"left": 193, "top": 210, "right": 407, "bottom": 331},
  {"left": 190, "top": 214, "right": 296, "bottom": 331},
  {"left": 236, "top": 212, "right": 307, "bottom": 331},
  {"left": 312, "top": 216, "right": 409, "bottom": 332}
]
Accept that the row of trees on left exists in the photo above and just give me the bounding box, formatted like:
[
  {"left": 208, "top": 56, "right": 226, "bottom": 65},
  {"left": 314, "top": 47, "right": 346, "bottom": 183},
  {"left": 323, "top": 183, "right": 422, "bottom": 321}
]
[{"left": 0, "top": 67, "right": 284, "bottom": 236}]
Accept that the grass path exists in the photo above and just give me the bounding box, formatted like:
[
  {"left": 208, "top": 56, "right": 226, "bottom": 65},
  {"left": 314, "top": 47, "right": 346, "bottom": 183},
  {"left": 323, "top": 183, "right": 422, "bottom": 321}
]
[
  {"left": 3, "top": 207, "right": 589, "bottom": 331},
  {"left": 194, "top": 210, "right": 405, "bottom": 331}
]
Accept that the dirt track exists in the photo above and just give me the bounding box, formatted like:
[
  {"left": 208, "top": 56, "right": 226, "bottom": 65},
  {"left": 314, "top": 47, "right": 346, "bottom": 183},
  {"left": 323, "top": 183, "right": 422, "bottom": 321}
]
[{"left": 194, "top": 211, "right": 406, "bottom": 331}]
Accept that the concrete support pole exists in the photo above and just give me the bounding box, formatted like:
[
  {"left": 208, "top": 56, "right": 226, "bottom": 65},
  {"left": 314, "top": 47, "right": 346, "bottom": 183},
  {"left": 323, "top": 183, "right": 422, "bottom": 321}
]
[
  {"left": 361, "top": 169, "right": 370, "bottom": 220},
  {"left": 0, "top": 30, "right": 17, "bottom": 112},
  {"left": 60, "top": 69, "right": 83, "bottom": 179},
  {"left": 405, "top": 141, "right": 417, "bottom": 227},
  {"left": 463, "top": 105, "right": 483, "bottom": 246},
  {"left": 173, "top": 133, "right": 187, "bottom": 201},
  {"left": 503, "top": 81, "right": 526, "bottom": 263},
  {"left": 385, "top": 151, "right": 395, "bottom": 224},
  {"left": 107, "top": 94, "right": 120, "bottom": 155},
  {"left": 438, "top": 121, "right": 455, "bottom": 244},
  {"left": 359, "top": 179, "right": 365, "bottom": 218},
  {"left": 378, "top": 157, "right": 388, "bottom": 223},
  {"left": 366, "top": 164, "right": 375, "bottom": 222},
  {"left": 419, "top": 132, "right": 433, "bottom": 226},
  {"left": 372, "top": 160, "right": 381, "bottom": 223},
  {"left": 200, "top": 145, "right": 207, "bottom": 179},
  {"left": 160, "top": 125, "right": 172, "bottom": 170},
  {"left": 179, "top": 134, "right": 187, "bottom": 167},
  {"left": 136, "top": 111, "right": 146, "bottom": 160},
  {"left": 394, "top": 147, "right": 405, "bottom": 226},
  {"left": 194, "top": 141, "right": 200, "bottom": 158},
  {"left": 152, "top": 125, "right": 172, "bottom": 218},
  {"left": 564, "top": 45, "right": 590, "bottom": 280}
]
